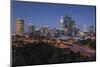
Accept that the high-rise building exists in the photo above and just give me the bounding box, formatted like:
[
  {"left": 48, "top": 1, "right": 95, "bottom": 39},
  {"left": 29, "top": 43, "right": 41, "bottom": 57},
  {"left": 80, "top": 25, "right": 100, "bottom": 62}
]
[
  {"left": 16, "top": 18, "right": 24, "bottom": 34},
  {"left": 83, "top": 25, "right": 87, "bottom": 33},
  {"left": 89, "top": 26, "right": 94, "bottom": 33},
  {"left": 89, "top": 26, "right": 94, "bottom": 36},
  {"left": 28, "top": 23, "right": 35, "bottom": 34},
  {"left": 60, "top": 15, "right": 76, "bottom": 36},
  {"left": 60, "top": 16, "right": 64, "bottom": 29},
  {"left": 34, "top": 27, "right": 41, "bottom": 36},
  {"left": 40, "top": 26, "right": 49, "bottom": 36},
  {"left": 70, "top": 20, "right": 76, "bottom": 31},
  {"left": 60, "top": 15, "right": 75, "bottom": 30},
  {"left": 49, "top": 28, "right": 56, "bottom": 38},
  {"left": 75, "top": 27, "right": 80, "bottom": 35},
  {"left": 82, "top": 25, "right": 88, "bottom": 36}
]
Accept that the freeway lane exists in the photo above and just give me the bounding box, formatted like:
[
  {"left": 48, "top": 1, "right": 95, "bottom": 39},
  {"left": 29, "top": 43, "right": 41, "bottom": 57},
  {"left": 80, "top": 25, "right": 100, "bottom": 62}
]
[
  {"left": 60, "top": 43, "right": 96, "bottom": 58},
  {"left": 12, "top": 38, "right": 96, "bottom": 58}
]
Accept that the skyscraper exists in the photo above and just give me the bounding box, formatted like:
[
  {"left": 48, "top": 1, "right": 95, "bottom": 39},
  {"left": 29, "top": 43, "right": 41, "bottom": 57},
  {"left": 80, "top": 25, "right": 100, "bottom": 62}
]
[
  {"left": 89, "top": 26, "right": 94, "bottom": 36},
  {"left": 40, "top": 26, "right": 49, "bottom": 36},
  {"left": 60, "top": 15, "right": 76, "bottom": 36},
  {"left": 89, "top": 26, "right": 94, "bottom": 33},
  {"left": 83, "top": 25, "right": 87, "bottom": 33},
  {"left": 60, "top": 16, "right": 64, "bottom": 29},
  {"left": 28, "top": 23, "right": 35, "bottom": 34},
  {"left": 60, "top": 15, "right": 75, "bottom": 30},
  {"left": 16, "top": 18, "right": 24, "bottom": 34},
  {"left": 82, "top": 25, "right": 88, "bottom": 36}
]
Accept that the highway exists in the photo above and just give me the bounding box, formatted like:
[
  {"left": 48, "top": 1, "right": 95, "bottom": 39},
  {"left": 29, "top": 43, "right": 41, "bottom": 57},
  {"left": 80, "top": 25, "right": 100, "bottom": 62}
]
[{"left": 12, "top": 38, "right": 96, "bottom": 58}]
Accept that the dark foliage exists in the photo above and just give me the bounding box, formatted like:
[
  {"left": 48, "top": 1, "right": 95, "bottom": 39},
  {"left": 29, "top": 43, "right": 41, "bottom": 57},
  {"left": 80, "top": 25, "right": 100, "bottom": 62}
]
[{"left": 12, "top": 42, "right": 95, "bottom": 66}]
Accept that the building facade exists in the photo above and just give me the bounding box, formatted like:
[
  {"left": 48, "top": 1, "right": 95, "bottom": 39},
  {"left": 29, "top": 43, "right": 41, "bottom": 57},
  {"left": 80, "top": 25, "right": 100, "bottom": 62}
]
[
  {"left": 28, "top": 23, "right": 35, "bottom": 34},
  {"left": 16, "top": 18, "right": 24, "bottom": 34},
  {"left": 60, "top": 15, "right": 76, "bottom": 36},
  {"left": 89, "top": 26, "right": 94, "bottom": 36},
  {"left": 40, "top": 26, "right": 49, "bottom": 36}
]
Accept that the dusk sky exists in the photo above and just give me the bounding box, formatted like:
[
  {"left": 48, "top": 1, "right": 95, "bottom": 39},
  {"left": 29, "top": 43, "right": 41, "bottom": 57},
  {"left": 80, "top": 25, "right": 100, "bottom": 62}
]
[{"left": 12, "top": 1, "right": 96, "bottom": 32}]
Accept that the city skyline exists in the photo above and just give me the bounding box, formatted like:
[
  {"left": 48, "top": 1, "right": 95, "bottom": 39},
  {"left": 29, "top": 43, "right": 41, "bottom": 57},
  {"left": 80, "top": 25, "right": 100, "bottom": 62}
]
[{"left": 12, "top": 1, "right": 96, "bottom": 33}]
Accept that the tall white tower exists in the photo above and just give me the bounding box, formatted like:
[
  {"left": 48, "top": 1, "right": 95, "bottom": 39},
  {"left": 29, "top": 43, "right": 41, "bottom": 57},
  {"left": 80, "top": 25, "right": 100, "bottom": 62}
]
[
  {"left": 60, "top": 16, "right": 64, "bottom": 29},
  {"left": 83, "top": 25, "right": 87, "bottom": 32}
]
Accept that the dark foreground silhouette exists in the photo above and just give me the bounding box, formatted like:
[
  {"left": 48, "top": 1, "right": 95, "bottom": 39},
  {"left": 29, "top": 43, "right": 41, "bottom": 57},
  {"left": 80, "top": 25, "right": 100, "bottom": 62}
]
[{"left": 12, "top": 42, "right": 95, "bottom": 66}]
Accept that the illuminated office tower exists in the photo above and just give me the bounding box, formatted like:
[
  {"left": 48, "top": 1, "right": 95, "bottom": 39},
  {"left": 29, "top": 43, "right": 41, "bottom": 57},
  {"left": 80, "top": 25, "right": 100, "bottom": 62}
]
[
  {"left": 16, "top": 18, "right": 24, "bottom": 34},
  {"left": 60, "top": 16, "right": 64, "bottom": 29},
  {"left": 82, "top": 25, "right": 88, "bottom": 36},
  {"left": 83, "top": 25, "right": 87, "bottom": 33},
  {"left": 60, "top": 15, "right": 75, "bottom": 30},
  {"left": 28, "top": 23, "right": 35, "bottom": 34},
  {"left": 89, "top": 26, "right": 94, "bottom": 33},
  {"left": 89, "top": 26, "right": 94, "bottom": 36},
  {"left": 70, "top": 20, "right": 76, "bottom": 30},
  {"left": 49, "top": 28, "right": 57, "bottom": 38},
  {"left": 60, "top": 15, "right": 76, "bottom": 36},
  {"left": 40, "top": 26, "right": 49, "bottom": 36},
  {"left": 75, "top": 27, "right": 80, "bottom": 35},
  {"left": 60, "top": 15, "right": 71, "bottom": 29}
]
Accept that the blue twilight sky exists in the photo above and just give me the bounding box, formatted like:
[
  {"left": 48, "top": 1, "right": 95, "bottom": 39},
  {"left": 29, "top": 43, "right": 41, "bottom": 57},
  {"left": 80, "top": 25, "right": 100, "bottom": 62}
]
[{"left": 11, "top": 1, "right": 96, "bottom": 32}]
